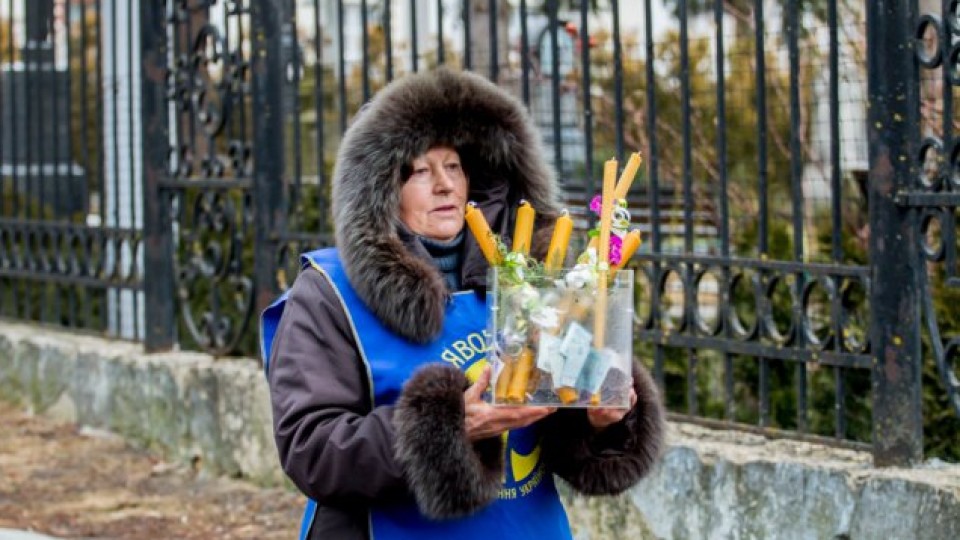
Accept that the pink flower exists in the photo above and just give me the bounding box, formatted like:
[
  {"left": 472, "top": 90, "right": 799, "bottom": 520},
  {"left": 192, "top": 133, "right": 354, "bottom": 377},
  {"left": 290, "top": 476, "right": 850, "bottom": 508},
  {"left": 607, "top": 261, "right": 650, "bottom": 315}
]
[
  {"left": 609, "top": 234, "right": 623, "bottom": 266},
  {"left": 589, "top": 194, "right": 603, "bottom": 215}
]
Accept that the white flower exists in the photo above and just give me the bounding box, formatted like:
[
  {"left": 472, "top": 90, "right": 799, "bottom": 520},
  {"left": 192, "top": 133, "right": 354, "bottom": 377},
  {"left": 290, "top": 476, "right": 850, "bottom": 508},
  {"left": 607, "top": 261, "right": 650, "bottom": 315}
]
[{"left": 565, "top": 264, "right": 597, "bottom": 289}]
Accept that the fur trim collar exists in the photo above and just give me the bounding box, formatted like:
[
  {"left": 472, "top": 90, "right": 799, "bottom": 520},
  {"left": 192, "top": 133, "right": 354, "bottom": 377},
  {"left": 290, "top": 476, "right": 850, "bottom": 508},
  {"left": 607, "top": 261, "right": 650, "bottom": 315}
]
[{"left": 332, "top": 69, "right": 561, "bottom": 343}]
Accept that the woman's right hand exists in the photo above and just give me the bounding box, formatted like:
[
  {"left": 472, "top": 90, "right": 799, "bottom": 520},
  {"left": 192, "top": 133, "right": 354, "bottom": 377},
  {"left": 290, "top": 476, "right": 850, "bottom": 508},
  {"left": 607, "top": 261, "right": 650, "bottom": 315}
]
[{"left": 463, "top": 366, "right": 555, "bottom": 441}]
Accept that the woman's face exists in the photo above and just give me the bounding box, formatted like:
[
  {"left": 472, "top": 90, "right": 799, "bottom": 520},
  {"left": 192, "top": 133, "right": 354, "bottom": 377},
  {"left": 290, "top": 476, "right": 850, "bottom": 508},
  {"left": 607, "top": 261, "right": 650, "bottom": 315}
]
[{"left": 399, "top": 146, "right": 468, "bottom": 242}]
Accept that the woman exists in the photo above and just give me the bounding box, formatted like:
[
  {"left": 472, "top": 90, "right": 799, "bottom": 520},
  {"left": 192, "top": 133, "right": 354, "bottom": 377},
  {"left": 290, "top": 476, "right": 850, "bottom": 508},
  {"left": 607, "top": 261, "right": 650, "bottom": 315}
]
[{"left": 261, "top": 68, "right": 665, "bottom": 540}]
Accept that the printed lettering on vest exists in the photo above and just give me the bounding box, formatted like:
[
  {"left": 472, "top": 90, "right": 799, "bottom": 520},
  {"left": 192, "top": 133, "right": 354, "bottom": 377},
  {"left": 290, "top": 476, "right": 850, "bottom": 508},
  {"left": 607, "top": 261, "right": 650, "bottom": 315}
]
[{"left": 439, "top": 331, "right": 489, "bottom": 370}]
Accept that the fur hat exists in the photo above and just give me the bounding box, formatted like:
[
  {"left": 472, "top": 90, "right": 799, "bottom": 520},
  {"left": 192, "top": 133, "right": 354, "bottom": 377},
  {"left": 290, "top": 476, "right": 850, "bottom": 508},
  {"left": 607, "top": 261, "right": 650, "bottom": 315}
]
[{"left": 332, "top": 68, "right": 561, "bottom": 343}]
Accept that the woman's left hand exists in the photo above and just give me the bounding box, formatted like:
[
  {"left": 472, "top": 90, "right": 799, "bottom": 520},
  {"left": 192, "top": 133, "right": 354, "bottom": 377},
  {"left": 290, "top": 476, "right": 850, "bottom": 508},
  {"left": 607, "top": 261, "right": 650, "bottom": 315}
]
[{"left": 586, "top": 388, "right": 637, "bottom": 431}]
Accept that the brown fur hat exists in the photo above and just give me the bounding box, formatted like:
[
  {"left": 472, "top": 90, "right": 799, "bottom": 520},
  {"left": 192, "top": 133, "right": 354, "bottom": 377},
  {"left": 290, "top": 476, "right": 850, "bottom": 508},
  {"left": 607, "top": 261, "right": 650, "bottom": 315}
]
[{"left": 332, "top": 68, "right": 562, "bottom": 343}]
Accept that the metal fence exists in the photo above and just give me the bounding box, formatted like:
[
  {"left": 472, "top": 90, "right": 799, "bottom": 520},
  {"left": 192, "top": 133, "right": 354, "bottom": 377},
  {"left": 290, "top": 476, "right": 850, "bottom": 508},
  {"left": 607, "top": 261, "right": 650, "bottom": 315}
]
[
  {"left": 0, "top": 0, "right": 143, "bottom": 339},
  {"left": 1, "top": 0, "right": 957, "bottom": 465}
]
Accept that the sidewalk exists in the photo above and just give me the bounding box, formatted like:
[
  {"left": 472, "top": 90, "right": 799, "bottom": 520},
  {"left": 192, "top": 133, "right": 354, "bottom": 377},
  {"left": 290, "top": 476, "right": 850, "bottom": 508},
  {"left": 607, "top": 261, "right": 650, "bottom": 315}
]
[
  {"left": 0, "top": 530, "right": 59, "bottom": 540},
  {"left": 0, "top": 401, "right": 301, "bottom": 539}
]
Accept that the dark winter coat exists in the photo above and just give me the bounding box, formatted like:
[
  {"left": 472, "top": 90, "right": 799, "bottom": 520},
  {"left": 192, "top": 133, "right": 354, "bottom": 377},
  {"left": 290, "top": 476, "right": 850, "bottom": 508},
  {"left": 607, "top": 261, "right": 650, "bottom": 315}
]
[{"left": 266, "top": 68, "right": 666, "bottom": 540}]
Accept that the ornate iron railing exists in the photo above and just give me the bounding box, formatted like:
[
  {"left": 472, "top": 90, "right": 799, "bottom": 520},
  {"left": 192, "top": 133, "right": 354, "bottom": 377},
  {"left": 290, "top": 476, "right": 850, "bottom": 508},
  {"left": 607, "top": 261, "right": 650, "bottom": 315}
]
[
  {"left": 0, "top": 0, "right": 144, "bottom": 339},
  {"left": 912, "top": 1, "right": 960, "bottom": 420},
  {"left": 2, "top": 0, "right": 957, "bottom": 464}
]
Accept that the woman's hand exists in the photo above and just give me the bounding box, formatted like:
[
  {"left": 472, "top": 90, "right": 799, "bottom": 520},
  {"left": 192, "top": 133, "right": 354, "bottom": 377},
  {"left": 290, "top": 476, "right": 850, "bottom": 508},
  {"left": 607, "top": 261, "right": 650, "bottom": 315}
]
[
  {"left": 586, "top": 388, "right": 638, "bottom": 432},
  {"left": 463, "top": 366, "right": 555, "bottom": 441}
]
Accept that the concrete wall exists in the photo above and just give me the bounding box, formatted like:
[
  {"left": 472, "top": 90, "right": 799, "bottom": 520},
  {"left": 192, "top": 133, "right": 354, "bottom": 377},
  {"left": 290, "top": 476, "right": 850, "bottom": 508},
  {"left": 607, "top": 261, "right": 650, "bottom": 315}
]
[
  {"left": 0, "top": 322, "right": 283, "bottom": 486},
  {"left": 2, "top": 322, "right": 959, "bottom": 539}
]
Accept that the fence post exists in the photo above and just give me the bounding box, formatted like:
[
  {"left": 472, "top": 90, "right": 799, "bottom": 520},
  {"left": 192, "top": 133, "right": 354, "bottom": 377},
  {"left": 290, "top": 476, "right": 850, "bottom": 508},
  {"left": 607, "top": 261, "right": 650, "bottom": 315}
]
[
  {"left": 866, "top": 0, "right": 924, "bottom": 465},
  {"left": 250, "top": 0, "right": 289, "bottom": 318},
  {"left": 140, "top": 0, "right": 175, "bottom": 351}
]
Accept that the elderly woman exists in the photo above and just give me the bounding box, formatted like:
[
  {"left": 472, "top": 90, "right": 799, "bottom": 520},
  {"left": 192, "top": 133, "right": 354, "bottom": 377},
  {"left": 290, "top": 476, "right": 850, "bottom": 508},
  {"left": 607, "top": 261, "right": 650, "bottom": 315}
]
[{"left": 261, "top": 69, "right": 664, "bottom": 540}]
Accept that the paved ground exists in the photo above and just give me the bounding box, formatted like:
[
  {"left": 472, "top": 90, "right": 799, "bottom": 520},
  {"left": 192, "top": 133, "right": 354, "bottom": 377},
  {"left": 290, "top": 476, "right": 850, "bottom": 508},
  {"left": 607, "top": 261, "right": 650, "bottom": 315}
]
[
  {"left": 0, "top": 529, "right": 59, "bottom": 540},
  {"left": 0, "top": 401, "right": 302, "bottom": 539}
]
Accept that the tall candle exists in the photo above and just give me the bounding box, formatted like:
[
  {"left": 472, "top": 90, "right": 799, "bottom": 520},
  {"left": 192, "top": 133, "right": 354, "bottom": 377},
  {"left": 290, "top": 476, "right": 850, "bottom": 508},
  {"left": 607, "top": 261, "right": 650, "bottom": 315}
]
[
  {"left": 512, "top": 200, "right": 535, "bottom": 255},
  {"left": 593, "top": 159, "right": 617, "bottom": 364},
  {"left": 464, "top": 202, "right": 502, "bottom": 265},
  {"left": 613, "top": 230, "right": 642, "bottom": 270},
  {"left": 614, "top": 152, "right": 642, "bottom": 201},
  {"left": 598, "top": 160, "right": 617, "bottom": 265},
  {"left": 545, "top": 210, "right": 573, "bottom": 271}
]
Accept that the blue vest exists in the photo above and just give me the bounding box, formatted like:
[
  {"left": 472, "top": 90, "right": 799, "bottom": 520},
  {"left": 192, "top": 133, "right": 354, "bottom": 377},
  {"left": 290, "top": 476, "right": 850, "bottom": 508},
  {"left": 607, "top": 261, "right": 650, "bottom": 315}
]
[{"left": 261, "top": 248, "right": 572, "bottom": 540}]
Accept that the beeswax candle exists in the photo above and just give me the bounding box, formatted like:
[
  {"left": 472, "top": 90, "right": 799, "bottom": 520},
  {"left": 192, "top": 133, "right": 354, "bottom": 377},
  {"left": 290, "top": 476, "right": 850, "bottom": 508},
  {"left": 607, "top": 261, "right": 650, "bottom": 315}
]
[
  {"left": 598, "top": 160, "right": 617, "bottom": 265},
  {"left": 589, "top": 159, "right": 617, "bottom": 405},
  {"left": 464, "top": 202, "right": 502, "bottom": 265},
  {"left": 512, "top": 200, "right": 535, "bottom": 255},
  {"left": 494, "top": 360, "right": 514, "bottom": 402},
  {"left": 506, "top": 348, "right": 535, "bottom": 403},
  {"left": 614, "top": 152, "right": 642, "bottom": 201},
  {"left": 556, "top": 387, "right": 579, "bottom": 405},
  {"left": 545, "top": 210, "right": 573, "bottom": 271},
  {"left": 613, "top": 230, "right": 642, "bottom": 270}
]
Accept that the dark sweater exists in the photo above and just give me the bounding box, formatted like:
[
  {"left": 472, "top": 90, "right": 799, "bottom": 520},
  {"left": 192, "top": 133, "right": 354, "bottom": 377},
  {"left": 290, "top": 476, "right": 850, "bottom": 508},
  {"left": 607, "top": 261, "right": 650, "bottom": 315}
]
[{"left": 419, "top": 231, "right": 465, "bottom": 292}]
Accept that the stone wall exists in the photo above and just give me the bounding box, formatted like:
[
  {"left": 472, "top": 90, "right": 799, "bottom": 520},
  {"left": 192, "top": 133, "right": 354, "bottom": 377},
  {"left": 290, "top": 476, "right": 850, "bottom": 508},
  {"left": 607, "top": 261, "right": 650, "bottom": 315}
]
[
  {"left": 0, "top": 322, "right": 283, "bottom": 486},
  {"left": 2, "top": 322, "right": 959, "bottom": 539}
]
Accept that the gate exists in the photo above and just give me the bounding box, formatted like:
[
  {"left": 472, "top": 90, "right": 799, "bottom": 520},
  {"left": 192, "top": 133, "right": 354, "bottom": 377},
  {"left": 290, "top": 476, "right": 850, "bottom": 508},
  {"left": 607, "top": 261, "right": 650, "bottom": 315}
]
[{"left": 141, "top": 0, "right": 321, "bottom": 355}]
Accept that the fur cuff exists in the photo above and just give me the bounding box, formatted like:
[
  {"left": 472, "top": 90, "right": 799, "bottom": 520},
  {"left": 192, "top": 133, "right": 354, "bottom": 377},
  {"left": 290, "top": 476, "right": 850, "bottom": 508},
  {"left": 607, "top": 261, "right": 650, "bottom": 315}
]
[
  {"left": 393, "top": 364, "right": 503, "bottom": 519},
  {"left": 541, "top": 361, "right": 665, "bottom": 496}
]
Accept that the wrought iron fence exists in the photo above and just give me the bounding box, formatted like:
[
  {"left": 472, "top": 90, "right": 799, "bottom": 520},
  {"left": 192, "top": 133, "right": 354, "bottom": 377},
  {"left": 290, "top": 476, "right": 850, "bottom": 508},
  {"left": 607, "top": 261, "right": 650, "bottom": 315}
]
[
  {"left": 1, "top": 0, "right": 958, "bottom": 465},
  {"left": 0, "top": 0, "right": 144, "bottom": 339}
]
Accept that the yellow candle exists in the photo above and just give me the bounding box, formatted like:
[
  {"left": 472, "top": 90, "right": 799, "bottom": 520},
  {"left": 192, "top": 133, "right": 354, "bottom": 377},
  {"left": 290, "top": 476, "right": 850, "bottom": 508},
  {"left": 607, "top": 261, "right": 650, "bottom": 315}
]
[
  {"left": 592, "top": 159, "right": 626, "bottom": 407},
  {"left": 494, "top": 359, "right": 514, "bottom": 402},
  {"left": 593, "top": 286, "right": 608, "bottom": 351},
  {"left": 593, "top": 159, "right": 617, "bottom": 381},
  {"left": 506, "top": 348, "right": 535, "bottom": 404},
  {"left": 613, "top": 230, "right": 642, "bottom": 270},
  {"left": 598, "top": 160, "right": 617, "bottom": 265},
  {"left": 591, "top": 284, "right": 609, "bottom": 405},
  {"left": 556, "top": 386, "right": 579, "bottom": 405},
  {"left": 464, "top": 202, "right": 502, "bottom": 265},
  {"left": 545, "top": 210, "right": 573, "bottom": 271},
  {"left": 512, "top": 200, "right": 536, "bottom": 255},
  {"left": 614, "top": 152, "right": 643, "bottom": 201}
]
